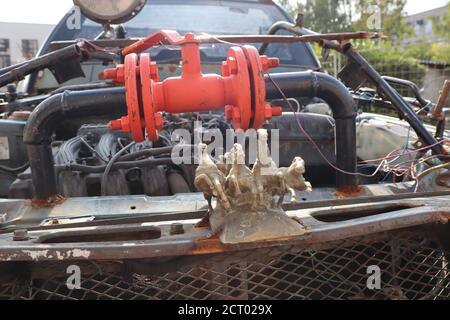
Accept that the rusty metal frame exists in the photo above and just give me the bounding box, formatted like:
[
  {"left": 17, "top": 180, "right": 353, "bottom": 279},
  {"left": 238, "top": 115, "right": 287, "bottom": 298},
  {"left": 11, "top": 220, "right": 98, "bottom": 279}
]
[{"left": 0, "top": 191, "right": 448, "bottom": 262}]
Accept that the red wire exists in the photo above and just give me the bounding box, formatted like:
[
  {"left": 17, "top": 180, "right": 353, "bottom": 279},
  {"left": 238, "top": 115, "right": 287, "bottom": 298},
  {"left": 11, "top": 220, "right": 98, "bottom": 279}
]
[{"left": 265, "top": 73, "right": 447, "bottom": 179}]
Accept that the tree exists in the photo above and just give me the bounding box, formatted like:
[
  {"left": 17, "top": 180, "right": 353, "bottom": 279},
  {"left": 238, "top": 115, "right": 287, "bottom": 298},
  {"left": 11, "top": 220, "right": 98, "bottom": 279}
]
[
  {"left": 431, "top": 3, "right": 450, "bottom": 39},
  {"left": 275, "top": 0, "right": 412, "bottom": 41},
  {"left": 299, "top": 0, "right": 353, "bottom": 33},
  {"left": 352, "top": 0, "right": 412, "bottom": 42}
]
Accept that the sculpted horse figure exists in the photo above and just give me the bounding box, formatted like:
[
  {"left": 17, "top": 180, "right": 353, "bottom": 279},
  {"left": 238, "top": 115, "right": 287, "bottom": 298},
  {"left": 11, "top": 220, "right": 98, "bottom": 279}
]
[
  {"left": 252, "top": 129, "right": 286, "bottom": 207},
  {"left": 194, "top": 144, "right": 231, "bottom": 211},
  {"left": 279, "top": 157, "right": 312, "bottom": 204},
  {"left": 225, "top": 143, "right": 259, "bottom": 209}
]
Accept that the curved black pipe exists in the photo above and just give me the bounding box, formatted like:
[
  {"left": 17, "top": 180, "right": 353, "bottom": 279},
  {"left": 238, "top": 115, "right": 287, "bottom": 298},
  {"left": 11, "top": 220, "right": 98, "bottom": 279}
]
[
  {"left": 25, "top": 72, "right": 357, "bottom": 199},
  {"left": 24, "top": 87, "right": 126, "bottom": 200},
  {"left": 259, "top": 21, "right": 301, "bottom": 55},
  {"left": 259, "top": 21, "right": 341, "bottom": 56},
  {"left": 266, "top": 71, "right": 358, "bottom": 187}
]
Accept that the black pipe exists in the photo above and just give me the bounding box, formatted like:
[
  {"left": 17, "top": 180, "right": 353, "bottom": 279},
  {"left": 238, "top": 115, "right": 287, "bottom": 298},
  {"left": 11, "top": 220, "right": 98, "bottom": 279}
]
[
  {"left": 55, "top": 158, "right": 177, "bottom": 174},
  {"left": 259, "top": 21, "right": 303, "bottom": 55},
  {"left": 0, "top": 45, "right": 83, "bottom": 88},
  {"left": 262, "top": 21, "right": 445, "bottom": 156},
  {"left": 382, "top": 76, "right": 431, "bottom": 108},
  {"left": 266, "top": 71, "right": 357, "bottom": 187},
  {"left": 259, "top": 21, "right": 341, "bottom": 55},
  {"left": 118, "top": 146, "right": 174, "bottom": 161},
  {"left": 24, "top": 87, "right": 126, "bottom": 200},
  {"left": 342, "top": 45, "right": 444, "bottom": 155}
]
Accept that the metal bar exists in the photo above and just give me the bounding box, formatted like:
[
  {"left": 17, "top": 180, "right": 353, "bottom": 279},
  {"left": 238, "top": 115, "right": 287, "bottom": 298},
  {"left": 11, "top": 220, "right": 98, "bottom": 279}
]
[
  {"left": 342, "top": 44, "right": 445, "bottom": 156},
  {"left": 0, "top": 45, "right": 83, "bottom": 88},
  {"left": 50, "top": 32, "right": 382, "bottom": 50},
  {"left": 0, "top": 198, "right": 447, "bottom": 262}
]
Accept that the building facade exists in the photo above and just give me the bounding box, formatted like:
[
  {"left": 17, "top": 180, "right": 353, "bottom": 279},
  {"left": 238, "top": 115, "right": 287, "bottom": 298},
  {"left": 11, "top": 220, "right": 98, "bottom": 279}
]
[
  {"left": 0, "top": 22, "right": 54, "bottom": 68},
  {"left": 404, "top": 5, "right": 449, "bottom": 44}
]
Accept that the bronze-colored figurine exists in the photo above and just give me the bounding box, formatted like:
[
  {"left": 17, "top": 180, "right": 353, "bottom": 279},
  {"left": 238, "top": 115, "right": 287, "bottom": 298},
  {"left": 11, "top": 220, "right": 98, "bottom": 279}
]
[
  {"left": 195, "top": 130, "right": 312, "bottom": 244},
  {"left": 194, "top": 144, "right": 231, "bottom": 212},
  {"left": 226, "top": 143, "right": 259, "bottom": 209}
]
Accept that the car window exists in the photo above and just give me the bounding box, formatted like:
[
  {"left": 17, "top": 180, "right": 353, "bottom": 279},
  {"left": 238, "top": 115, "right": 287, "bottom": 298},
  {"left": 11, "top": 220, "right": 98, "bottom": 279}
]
[{"left": 31, "top": 0, "right": 319, "bottom": 93}]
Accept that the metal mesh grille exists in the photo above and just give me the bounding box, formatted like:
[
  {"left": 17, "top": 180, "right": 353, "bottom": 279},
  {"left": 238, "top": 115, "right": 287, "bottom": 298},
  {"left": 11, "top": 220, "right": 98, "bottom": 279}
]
[{"left": 1, "top": 229, "right": 449, "bottom": 300}]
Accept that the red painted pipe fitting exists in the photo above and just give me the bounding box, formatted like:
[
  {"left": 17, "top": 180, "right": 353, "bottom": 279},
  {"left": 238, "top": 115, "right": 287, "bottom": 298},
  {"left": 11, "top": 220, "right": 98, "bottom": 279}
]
[{"left": 104, "top": 31, "right": 281, "bottom": 142}]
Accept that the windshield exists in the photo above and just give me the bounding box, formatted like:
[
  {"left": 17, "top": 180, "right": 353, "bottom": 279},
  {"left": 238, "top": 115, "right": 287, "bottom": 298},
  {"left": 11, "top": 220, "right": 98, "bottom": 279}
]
[{"left": 30, "top": 0, "right": 319, "bottom": 93}]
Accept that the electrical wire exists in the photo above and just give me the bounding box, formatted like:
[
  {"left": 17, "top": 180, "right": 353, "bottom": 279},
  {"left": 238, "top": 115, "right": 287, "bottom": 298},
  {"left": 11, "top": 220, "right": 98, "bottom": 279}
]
[
  {"left": 0, "top": 162, "right": 29, "bottom": 174},
  {"left": 357, "top": 141, "right": 447, "bottom": 164},
  {"left": 267, "top": 73, "right": 414, "bottom": 179},
  {"left": 100, "top": 141, "right": 136, "bottom": 196},
  {"left": 80, "top": 137, "right": 108, "bottom": 163},
  {"left": 266, "top": 73, "right": 450, "bottom": 182},
  {"left": 417, "top": 162, "right": 450, "bottom": 180}
]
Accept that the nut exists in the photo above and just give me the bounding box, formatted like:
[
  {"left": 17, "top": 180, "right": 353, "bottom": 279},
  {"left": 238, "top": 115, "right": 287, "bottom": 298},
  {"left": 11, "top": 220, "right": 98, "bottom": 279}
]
[
  {"left": 13, "top": 229, "right": 29, "bottom": 241},
  {"left": 170, "top": 223, "right": 185, "bottom": 235}
]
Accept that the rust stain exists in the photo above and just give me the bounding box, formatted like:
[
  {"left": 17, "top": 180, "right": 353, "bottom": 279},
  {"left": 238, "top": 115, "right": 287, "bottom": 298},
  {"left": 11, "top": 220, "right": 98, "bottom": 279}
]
[
  {"left": 335, "top": 185, "right": 364, "bottom": 198},
  {"left": 194, "top": 214, "right": 210, "bottom": 229},
  {"left": 434, "top": 213, "right": 449, "bottom": 225},
  {"left": 193, "top": 234, "right": 227, "bottom": 255},
  {"left": 436, "top": 172, "right": 450, "bottom": 188},
  {"left": 30, "top": 195, "right": 65, "bottom": 208}
]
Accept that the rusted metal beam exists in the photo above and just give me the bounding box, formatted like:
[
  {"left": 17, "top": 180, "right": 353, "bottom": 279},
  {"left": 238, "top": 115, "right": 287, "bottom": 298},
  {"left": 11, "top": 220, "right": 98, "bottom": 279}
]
[
  {"left": 50, "top": 32, "right": 383, "bottom": 50},
  {"left": 432, "top": 80, "right": 450, "bottom": 120},
  {"left": 0, "top": 197, "right": 448, "bottom": 262}
]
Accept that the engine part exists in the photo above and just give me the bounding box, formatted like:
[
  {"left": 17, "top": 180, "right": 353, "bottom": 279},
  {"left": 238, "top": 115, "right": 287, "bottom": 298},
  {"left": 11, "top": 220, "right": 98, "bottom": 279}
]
[
  {"left": 340, "top": 44, "right": 445, "bottom": 156},
  {"left": 263, "top": 20, "right": 446, "bottom": 157},
  {"left": 23, "top": 88, "right": 127, "bottom": 201},
  {"left": 103, "top": 31, "right": 282, "bottom": 142},
  {"left": 11, "top": 112, "right": 341, "bottom": 199},
  {"left": 23, "top": 67, "right": 360, "bottom": 201},
  {"left": 51, "top": 126, "right": 172, "bottom": 198},
  {"left": 265, "top": 71, "right": 357, "bottom": 187}
]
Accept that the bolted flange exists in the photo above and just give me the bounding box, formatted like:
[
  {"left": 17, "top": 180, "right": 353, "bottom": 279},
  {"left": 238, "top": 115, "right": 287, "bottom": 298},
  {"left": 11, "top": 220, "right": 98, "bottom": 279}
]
[{"left": 103, "top": 31, "right": 281, "bottom": 142}]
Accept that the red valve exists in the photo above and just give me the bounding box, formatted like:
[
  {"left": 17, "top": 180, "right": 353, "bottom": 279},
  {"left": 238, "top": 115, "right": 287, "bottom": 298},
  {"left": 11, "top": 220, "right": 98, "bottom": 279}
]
[{"left": 104, "top": 31, "right": 281, "bottom": 142}]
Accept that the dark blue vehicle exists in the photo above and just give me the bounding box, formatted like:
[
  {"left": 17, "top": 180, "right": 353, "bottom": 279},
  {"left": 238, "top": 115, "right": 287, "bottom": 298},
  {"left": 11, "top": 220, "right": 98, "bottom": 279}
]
[{"left": 22, "top": 0, "right": 320, "bottom": 94}]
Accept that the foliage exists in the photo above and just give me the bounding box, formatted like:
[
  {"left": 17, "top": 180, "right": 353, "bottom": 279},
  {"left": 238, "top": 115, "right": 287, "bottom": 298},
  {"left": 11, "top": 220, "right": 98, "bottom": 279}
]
[
  {"left": 298, "top": 0, "right": 354, "bottom": 33},
  {"left": 431, "top": 2, "right": 450, "bottom": 38},
  {"left": 275, "top": 1, "right": 449, "bottom": 64},
  {"left": 275, "top": 0, "right": 412, "bottom": 41}
]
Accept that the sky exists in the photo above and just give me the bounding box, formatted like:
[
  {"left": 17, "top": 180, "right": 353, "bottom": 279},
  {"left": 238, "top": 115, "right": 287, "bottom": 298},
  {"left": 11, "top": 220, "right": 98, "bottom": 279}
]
[{"left": 0, "top": 0, "right": 447, "bottom": 25}]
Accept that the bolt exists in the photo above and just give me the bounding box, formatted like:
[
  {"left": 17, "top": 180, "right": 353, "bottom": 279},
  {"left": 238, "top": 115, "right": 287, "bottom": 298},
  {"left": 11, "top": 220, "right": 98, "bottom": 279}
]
[
  {"left": 264, "top": 105, "right": 283, "bottom": 120},
  {"left": 271, "top": 106, "right": 283, "bottom": 117},
  {"left": 155, "top": 112, "right": 164, "bottom": 130},
  {"left": 228, "top": 58, "right": 238, "bottom": 75},
  {"left": 225, "top": 105, "right": 234, "bottom": 121},
  {"left": 170, "top": 223, "right": 185, "bottom": 235},
  {"left": 103, "top": 65, "right": 125, "bottom": 83},
  {"left": 110, "top": 117, "right": 131, "bottom": 132},
  {"left": 150, "top": 62, "right": 159, "bottom": 81},
  {"left": 260, "top": 56, "right": 280, "bottom": 72},
  {"left": 13, "top": 229, "right": 29, "bottom": 241},
  {"left": 109, "top": 119, "right": 123, "bottom": 131},
  {"left": 232, "top": 107, "right": 241, "bottom": 125},
  {"left": 185, "top": 33, "right": 196, "bottom": 41},
  {"left": 222, "top": 62, "right": 230, "bottom": 77},
  {"left": 103, "top": 68, "right": 117, "bottom": 80}
]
